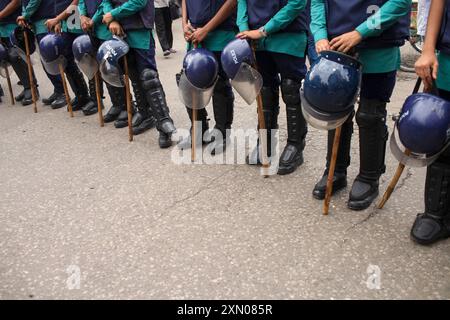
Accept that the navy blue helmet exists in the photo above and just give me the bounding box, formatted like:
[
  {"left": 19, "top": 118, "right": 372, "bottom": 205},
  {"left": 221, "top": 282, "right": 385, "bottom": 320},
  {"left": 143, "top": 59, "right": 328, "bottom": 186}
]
[
  {"left": 72, "top": 34, "right": 98, "bottom": 80},
  {"left": 96, "top": 37, "right": 129, "bottom": 87},
  {"left": 183, "top": 48, "right": 218, "bottom": 89},
  {"left": 221, "top": 38, "right": 262, "bottom": 105},
  {"left": 391, "top": 93, "right": 450, "bottom": 167},
  {"left": 301, "top": 51, "right": 362, "bottom": 130},
  {"left": 39, "top": 33, "right": 69, "bottom": 75},
  {"left": 178, "top": 48, "right": 219, "bottom": 110},
  {"left": 10, "top": 26, "right": 36, "bottom": 58}
]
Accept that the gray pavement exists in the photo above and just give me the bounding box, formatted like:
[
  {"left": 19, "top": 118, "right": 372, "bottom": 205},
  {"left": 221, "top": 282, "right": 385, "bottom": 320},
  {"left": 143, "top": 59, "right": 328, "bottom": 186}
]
[{"left": 1, "top": 22, "right": 449, "bottom": 300}]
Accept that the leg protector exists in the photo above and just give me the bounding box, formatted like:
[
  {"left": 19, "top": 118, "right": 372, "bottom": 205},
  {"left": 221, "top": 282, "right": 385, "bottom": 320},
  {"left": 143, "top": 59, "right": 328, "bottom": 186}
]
[
  {"left": 140, "top": 68, "right": 175, "bottom": 134},
  {"left": 355, "top": 98, "right": 388, "bottom": 181},
  {"left": 104, "top": 84, "right": 126, "bottom": 123},
  {"left": 278, "top": 78, "right": 307, "bottom": 175},
  {"left": 348, "top": 98, "right": 388, "bottom": 210},
  {"left": 281, "top": 78, "right": 307, "bottom": 145},
  {"left": 131, "top": 80, "right": 156, "bottom": 135},
  {"left": 411, "top": 161, "right": 450, "bottom": 245}
]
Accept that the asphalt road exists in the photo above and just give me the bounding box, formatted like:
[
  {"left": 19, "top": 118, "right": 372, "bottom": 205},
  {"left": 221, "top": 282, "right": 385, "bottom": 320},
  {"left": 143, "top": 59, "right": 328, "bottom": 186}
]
[{"left": 1, "top": 23, "right": 449, "bottom": 300}]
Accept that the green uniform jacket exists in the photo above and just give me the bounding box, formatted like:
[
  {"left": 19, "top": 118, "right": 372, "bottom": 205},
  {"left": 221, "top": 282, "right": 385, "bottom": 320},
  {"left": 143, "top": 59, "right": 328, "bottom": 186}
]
[
  {"left": 310, "top": 0, "right": 412, "bottom": 73},
  {"left": 236, "top": 0, "right": 307, "bottom": 58},
  {"left": 102, "top": 0, "right": 151, "bottom": 50}
]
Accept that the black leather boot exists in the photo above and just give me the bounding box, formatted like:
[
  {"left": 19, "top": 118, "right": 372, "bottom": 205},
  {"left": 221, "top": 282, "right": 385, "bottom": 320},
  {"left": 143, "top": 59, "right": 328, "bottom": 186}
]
[
  {"left": 312, "top": 113, "right": 353, "bottom": 200},
  {"left": 411, "top": 160, "right": 450, "bottom": 245},
  {"left": 131, "top": 80, "right": 156, "bottom": 135},
  {"left": 348, "top": 98, "right": 388, "bottom": 211},
  {"left": 141, "top": 69, "right": 176, "bottom": 149},
  {"left": 82, "top": 78, "right": 103, "bottom": 116},
  {"left": 247, "top": 86, "right": 280, "bottom": 165},
  {"left": 104, "top": 85, "right": 126, "bottom": 123},
  {"left": 278, "top": 78, "right": 307, "bottom": 175},
  {"left": 209, "top": 76, "right": 234, "bottom": 155},
  {"left": 66, "top": 66, "right": 92, "bottom": 112}
]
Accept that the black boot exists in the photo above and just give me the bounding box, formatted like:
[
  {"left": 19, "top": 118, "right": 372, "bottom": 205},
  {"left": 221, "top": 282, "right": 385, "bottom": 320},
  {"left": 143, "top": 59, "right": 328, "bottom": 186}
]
[
  {"left": 65, "top": 66, "right": 92, "bottom": 112},
  {"left": 115, "top": 109, "right": 131, "bottom": 128},
  {"left": 278, "top": 79, "right": 307, "bottom": 175},
  {"left": 140, "top": 69, "right": 176, "bottom": 149},
  {"left": 247, "top": 86, "right": 280, "bottom": 165},
  {"left": 312, "top": 113, "right": 353, "bottom": 200},
  {"left": 208, "top": 76, "right": 234, "bottom": 155},
  {"left": 82, "top": 78, "right": 103, "bottom": 116},
  {"left": 41, "top": 91, "right": 59, "bottom": 105},
  {"left": 51, "top": 92, "right": 68, "bottom": 109},
  {"left": 104, "top": 85, "right": 126, "bottom": 123},
  {"left": 131, "top": 80, "right": 156, "bottom": 135},
  {"left": 411, "top": 162, "right": 450, "bottom": 245},
  {"left": 348, "top": 98, "right": 388, "bottom": 211}
]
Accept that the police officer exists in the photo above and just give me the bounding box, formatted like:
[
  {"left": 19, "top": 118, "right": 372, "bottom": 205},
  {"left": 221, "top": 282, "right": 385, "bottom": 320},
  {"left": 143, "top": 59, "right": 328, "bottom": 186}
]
[
  {"left": 17, "top": 0, "right": 67, "bottom": 109},
  {"left": 178, "top": 0, "right": 236, "bottom": 154},
  {"left": 44, "top": 0, "right": 97, "bottom": 115},
  {"left": 310, "top": 0, "right": 412, "bottom": 210},
  {"left": 0, "top": 0, "right": 36, "bottom": 106},
  {"left": 102, "top": 0, "right": 176, "bottom": 148},
  {"left": 237, "top": 0, "right": 309, "bottom": 175},
  {"left": 412, "top": 0, "right": 450, "bottom": 244}
]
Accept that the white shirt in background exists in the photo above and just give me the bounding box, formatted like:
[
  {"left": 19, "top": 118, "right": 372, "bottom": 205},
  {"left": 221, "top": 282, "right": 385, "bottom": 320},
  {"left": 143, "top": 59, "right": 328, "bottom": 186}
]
[{"left": 155, "top": 0, "right": 170, "bottom": 9}]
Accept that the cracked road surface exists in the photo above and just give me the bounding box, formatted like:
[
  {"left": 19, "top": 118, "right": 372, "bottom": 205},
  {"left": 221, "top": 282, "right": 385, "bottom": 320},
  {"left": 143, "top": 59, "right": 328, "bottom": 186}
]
[{"left": 1, "top": 24, "right": 450, "bottom": 299}]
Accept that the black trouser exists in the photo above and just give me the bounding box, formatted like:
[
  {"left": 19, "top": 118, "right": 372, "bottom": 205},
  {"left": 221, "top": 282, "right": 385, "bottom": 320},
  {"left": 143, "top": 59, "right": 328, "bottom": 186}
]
[{"left": 154, "top": 7, "right": 173, "bottom": 52}]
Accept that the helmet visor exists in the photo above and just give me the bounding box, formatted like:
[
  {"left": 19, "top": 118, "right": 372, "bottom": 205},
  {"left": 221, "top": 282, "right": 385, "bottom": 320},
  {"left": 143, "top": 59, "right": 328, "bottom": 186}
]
[
  {"left": 390, "top": 123, "right": 448, "bottom": 167},
  {"left": 99, "top": 59, "right": 124, "bottom": 88},
  {"left": 42, "top": 55, "right": 66, "bottom": 76},
  {"left": 0, "top": 62, "right": 11, "bottom": 78},
  {"left": 76, "top": 54, "right": 98, "bottom": 80},
  {"left": 230, "top": 62, "right": 263, "bottom": 105},
  {"left": 178, "top": 71, "right": 216, "bottom": 110},
  {"left": 300, "top": 87, "right": 352, "bottom": 131}
]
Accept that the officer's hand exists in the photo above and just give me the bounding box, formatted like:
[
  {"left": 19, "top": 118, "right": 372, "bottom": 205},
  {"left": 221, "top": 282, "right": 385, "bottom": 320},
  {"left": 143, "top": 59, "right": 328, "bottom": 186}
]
[
  {"left": 17, "top": 16, "right": 28, "bottom": 28},
  {"left": 45, "top": 18, "right": 61, "bottom": 33},
  {"left": 330, "top": 31, "right": 362, "bottom": 53},
  {"left": 191, "top": 27, "right": 209, "bottom": 45},
  {"left": 315, "top": 39, "right": 331, "bottom": 53},
  {"left": 183, "top": 22, "right": 195, "bottom": 42},
  {"left": 109, "top": 21, "right": 124, "bottom": 37},
  {"left": 237, "top": 30, "right": 264, "bottom": 40},
  {"left": 103, "top": 12, "right": 114, "bottom": 25},
  {"left": 415, "top": 51, "right": 439, "bottom": 92},
  {"left": 80, "top": 15, "right": 93, "bottom": 32}
]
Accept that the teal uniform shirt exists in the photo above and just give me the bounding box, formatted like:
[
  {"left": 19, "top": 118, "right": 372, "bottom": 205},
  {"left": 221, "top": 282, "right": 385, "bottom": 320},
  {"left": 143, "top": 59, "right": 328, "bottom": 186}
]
[
  {"left": 0, "top": 23, "right": 16, "bottom": 38},
  {"left": 61, "top": 2, "right": 83, "bottom": 34},
  {"left": 310, "top": 0, "right": 412, "bottom": 74},
  {"left": 102, "top": 0, "right": 151, "bottom": 50},
  {"left": 236, "top": 0, "right": 307, "bottom": 58},
  {"left": 438, "top": 53, "right": 450, "bottom": 92},
  {"left": 78, "top": 0, "right": 112, "bottom": 40},
  {"left": 21, "top": 0, "right": 47, "bottom": 35}
]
